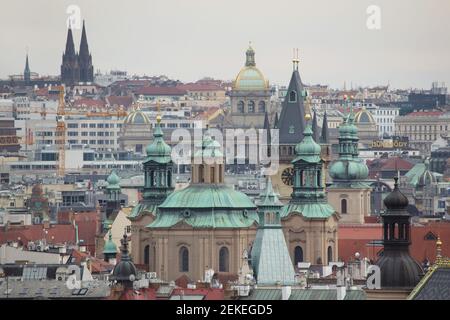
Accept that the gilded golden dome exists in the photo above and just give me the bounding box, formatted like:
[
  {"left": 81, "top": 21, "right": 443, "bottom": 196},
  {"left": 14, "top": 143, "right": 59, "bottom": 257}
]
[{"left": 233, "top": 45, "right": 268, "bottom": 91}]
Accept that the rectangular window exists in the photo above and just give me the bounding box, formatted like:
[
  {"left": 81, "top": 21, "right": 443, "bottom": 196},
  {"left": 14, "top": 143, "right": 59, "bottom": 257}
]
[
  {"left": 81, "top": 132, "right": 88, "bottom": 136},
  {"left": 89, "top": 123, "right": 96, "bottom": 128},
  {"left": 67, "top": 123, "right": 78, "bottom": 128},
  {"left": 81, "top": 123, "right": 88, "bottom": 128}
]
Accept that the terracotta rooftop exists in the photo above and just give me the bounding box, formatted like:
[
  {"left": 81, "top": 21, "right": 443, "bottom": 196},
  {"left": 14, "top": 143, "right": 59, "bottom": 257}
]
[{"left": 135, "top": 86, "right": 187, "bottom": 96}]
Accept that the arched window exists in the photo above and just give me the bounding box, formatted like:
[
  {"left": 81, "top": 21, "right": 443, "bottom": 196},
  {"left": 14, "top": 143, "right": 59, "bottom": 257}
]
[
  {"left": 294, "top": 246, "right": 303, "bottom": 265},
  {"left": 199, "top": 164, "right": 204, "bottom": 183},
  {"left": 341, "top": 199, "right": 347, "bottom": 214},
  {"left": 149, "top": 170, "right": 154, "bottom": 186},
  {"left": 316, "top": 170, "right": 321, "bottom": 187},
  {"left": 167, "top": 170, "right": 172, "bottom": 187},
  {"left": 289, "top": 90, "right": 297, "bottom": 102},
  {"left": 144, "top": 245, "right": 150, "bottom": 265},
  {"left": 327, "top": 246, "right": 333, "bottom": 264},
  {"left": 237, "top": 101, "right": 244, "bottom": 113},
  {"left": 248, "top": 101, "right": 255, "bottom": 113},
  {"left": 179, "top": 246, "right": 189, "bottom": 272},
  {"left": 219, "top": 247, "right": 229, "bottom": 272},
  {"left": 258, "top": 101, "right": 266, "bottom": 113}
]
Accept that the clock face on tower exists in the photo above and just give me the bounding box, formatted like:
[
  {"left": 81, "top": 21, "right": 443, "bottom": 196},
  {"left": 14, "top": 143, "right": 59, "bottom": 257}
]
[{"left": 281, "top": 167, "right": 294, "bottom": 186}]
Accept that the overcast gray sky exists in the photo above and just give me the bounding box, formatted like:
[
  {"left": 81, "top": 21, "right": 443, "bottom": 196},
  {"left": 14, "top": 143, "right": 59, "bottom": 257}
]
[{"left": 1, "top": 0, "right": 449, "bottom": 89}]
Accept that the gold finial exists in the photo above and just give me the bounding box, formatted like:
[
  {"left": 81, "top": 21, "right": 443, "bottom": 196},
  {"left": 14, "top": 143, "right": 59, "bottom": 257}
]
[
  {"left": 156, "top": 114, "right": 161, "bottom": 124},
  {"left": 305, "top": 113, "right": 311, "bottom": 121},
  {"left": 436, "top": 235, "right": 442, "bottom": 259}
]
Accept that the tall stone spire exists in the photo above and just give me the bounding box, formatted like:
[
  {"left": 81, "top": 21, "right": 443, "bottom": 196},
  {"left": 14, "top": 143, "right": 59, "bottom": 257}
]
[
  {"left": 24, "top": 54, "right": 31, "bottom": 84},
  {"left": 61, "top": 24, "right": 80, "bottom": 85},
  {"left": 64, "top": 25, "right": 76, "bottom": 57},
  {"left": 78, "top": 20, "right": 94, "bottom": 83},
  {"left": 311, "top": 110, "right": 320, "bottom": 143},
  {"left": 320, "top": 111, "right": 330, "bottom": 144},
  {"left": 278, "top": 58, "right": 307, "bottom": 145},
  {"left": 252, "top": 177, "right": 296, "bottom": 285}
]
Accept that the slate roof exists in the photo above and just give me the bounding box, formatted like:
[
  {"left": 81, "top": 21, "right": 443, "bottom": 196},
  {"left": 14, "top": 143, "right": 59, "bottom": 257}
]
[
  {"left": 240, "top": 288, "right": 366, "bottom": 300},
  {"left": 408, "top": 258, "right": 450, "bottom": 300},
  {"left": 278, "top": 70, "right": 307, "bottom": 145}
]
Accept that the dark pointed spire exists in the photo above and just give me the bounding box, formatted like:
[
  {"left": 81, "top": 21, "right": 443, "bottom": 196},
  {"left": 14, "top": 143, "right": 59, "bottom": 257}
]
[
  {"left": 64, "top": 25, "right": 76, "bottom": 56},
  {"left": 24, "top": 54, "right": 31, "bottom": 83},
  {"left": 273, "top": 112, "right": 279, "bottom": 129},
  {"left": 278, "top": 61, "right": 306, "bottom": 144},
  {"left": 79, "top": 20, "right": 89, "bottom": 58},
  {"left": 320, "top": 111, "right": 330, "bottom": 144},
  {"left": 311, "top": 110, "right": 320, "bottom": 142}
]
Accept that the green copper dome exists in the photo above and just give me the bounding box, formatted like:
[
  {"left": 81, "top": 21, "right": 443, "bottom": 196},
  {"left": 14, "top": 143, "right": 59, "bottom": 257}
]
[
  {"left": 103, "top": 230, "right": 118, "bottom": 255},
  {"left": 293, "top": 124, "right": 322, "bottom": 163},
  {"left": 158, "top": 184, "right": 256, "bottom": 209},
  {"left": 194, "top": 131, "right": 224, "bottom": 159},
  {"left": 145, "top": 116, "right": 172, "bottom": 163},
  {"left": 106, "top": 171, "right": 121, "bottom": 190}
]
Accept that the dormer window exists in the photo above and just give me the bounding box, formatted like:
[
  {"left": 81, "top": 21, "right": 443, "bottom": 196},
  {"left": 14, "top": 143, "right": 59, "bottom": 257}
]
[{"left": 289, "top": 90, "right": 297, "bottom": 102}]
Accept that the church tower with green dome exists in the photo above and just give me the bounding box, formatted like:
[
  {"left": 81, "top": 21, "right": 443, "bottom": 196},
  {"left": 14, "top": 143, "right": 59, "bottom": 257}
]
[
  {"left": 328, "top": 97, "right": 372, "bottom": 224},
  {"left": 103, "top": 227, "right": 118, "bottom": 264},
  {"left": 128, "top": 114, "right": 174, "bottom": 265},
  {"left": 142, "top": 127, "right": 259, "bottom": 282},
  {"left": 103, "top": 170, "right": 123, "bottom": 231},
  {"left": 281, "top": 114, "right": 339, "bottom": 265}
]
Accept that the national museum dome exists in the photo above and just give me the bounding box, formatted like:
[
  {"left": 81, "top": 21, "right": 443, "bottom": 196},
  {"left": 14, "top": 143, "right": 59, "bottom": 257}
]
[
  {"left": 233, "top": 45, "right": 269, "bottom": 91},
  {"left": 124, "top": 106, "right": 150, "bottom": 125}
]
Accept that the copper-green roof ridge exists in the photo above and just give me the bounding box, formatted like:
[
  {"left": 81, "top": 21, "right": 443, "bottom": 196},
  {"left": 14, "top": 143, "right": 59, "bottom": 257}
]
[
  {"left": 281, "top": 202, "right": 335, "bottom": 219},
  {"left": 257, "top": 177, "right": 283, "bottom": 207},
  {"left": 158, "top": 184, "right": 256, "bottom": 209},
  {"left": 147, "top": 208, "right": 258, "bottom": 229},
  {"left": 128, "top": 203, "right": 158, "bottom": 220}
]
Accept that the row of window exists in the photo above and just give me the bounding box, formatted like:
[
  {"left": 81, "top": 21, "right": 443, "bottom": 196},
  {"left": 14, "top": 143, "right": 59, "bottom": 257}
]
[
  {"left": 68, "top": 132, "right": 115, "bottom": 137},
  {"left": 397, "top": 125, "right": 448, "bottom": 132},
  {"left": 68, "top": 123, "right": 122, "bottom": 129},
  {"left": 236, "top": 100, "right": 266, "bottom": 113}
]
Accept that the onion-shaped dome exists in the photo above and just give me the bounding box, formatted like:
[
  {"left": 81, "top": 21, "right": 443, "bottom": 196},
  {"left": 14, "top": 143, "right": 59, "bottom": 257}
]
[
  {"left": 106, "top": 171, "right": 121, "bottom": 191},
  {"left": 329, "top": 160, "right": 366, "bottom": 180},
  {"left": 293, "top": 124, "right": 321, "bottom": 163},
  {"left": 103, "top": 230, "right": 118, "bottom": 255},
  {"left": 233, "top": 45, "right": 268, "bottom": 91},
  {"left": 124, "top": 107, "right": 150, "bottom": 125},
  {"left": 383, "top": 177, "right": 409, "bottom": 210},
  {"left": 145, "top": 115, "right": 172, "bottom": 163},
  {"left": 110, "top": 233, "right": 137, "bottom": 286}
]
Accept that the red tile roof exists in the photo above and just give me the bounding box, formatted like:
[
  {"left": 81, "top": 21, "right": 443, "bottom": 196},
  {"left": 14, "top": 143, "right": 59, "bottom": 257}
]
[
  {"left": 338, "top": 222, "right": 450, "bottom": 263},
  {"left": 0, "top": 224, "right": 76, "bottom": 246},
  {"left": 70, "top": 249, "right": 113, "bottom": 274},
  {"left": 73, "top": 98, "right": 106, "bottom": 108},
  {"left": 177, "top": 83, "right": 225, "bottom": 92},
  {"left": 106, "top": 95, "right": 133, "bottom": 109},
  {"left": 406, "top": 111, "right": 444, "bottom": 117},
  {"left": 135, "top": 86, "right": 187, "bottom": 96}
]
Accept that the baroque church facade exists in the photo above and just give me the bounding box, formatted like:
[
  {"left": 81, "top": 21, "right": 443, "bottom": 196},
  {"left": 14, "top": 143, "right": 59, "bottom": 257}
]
[{"left": 128, "top": 102, "right": 340, "bottom": 282}]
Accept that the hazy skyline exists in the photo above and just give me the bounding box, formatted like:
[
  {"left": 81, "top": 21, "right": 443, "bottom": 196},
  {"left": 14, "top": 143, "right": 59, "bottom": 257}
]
[{"left": 1, "top": 0, "right": 450, "bottom": 89}]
